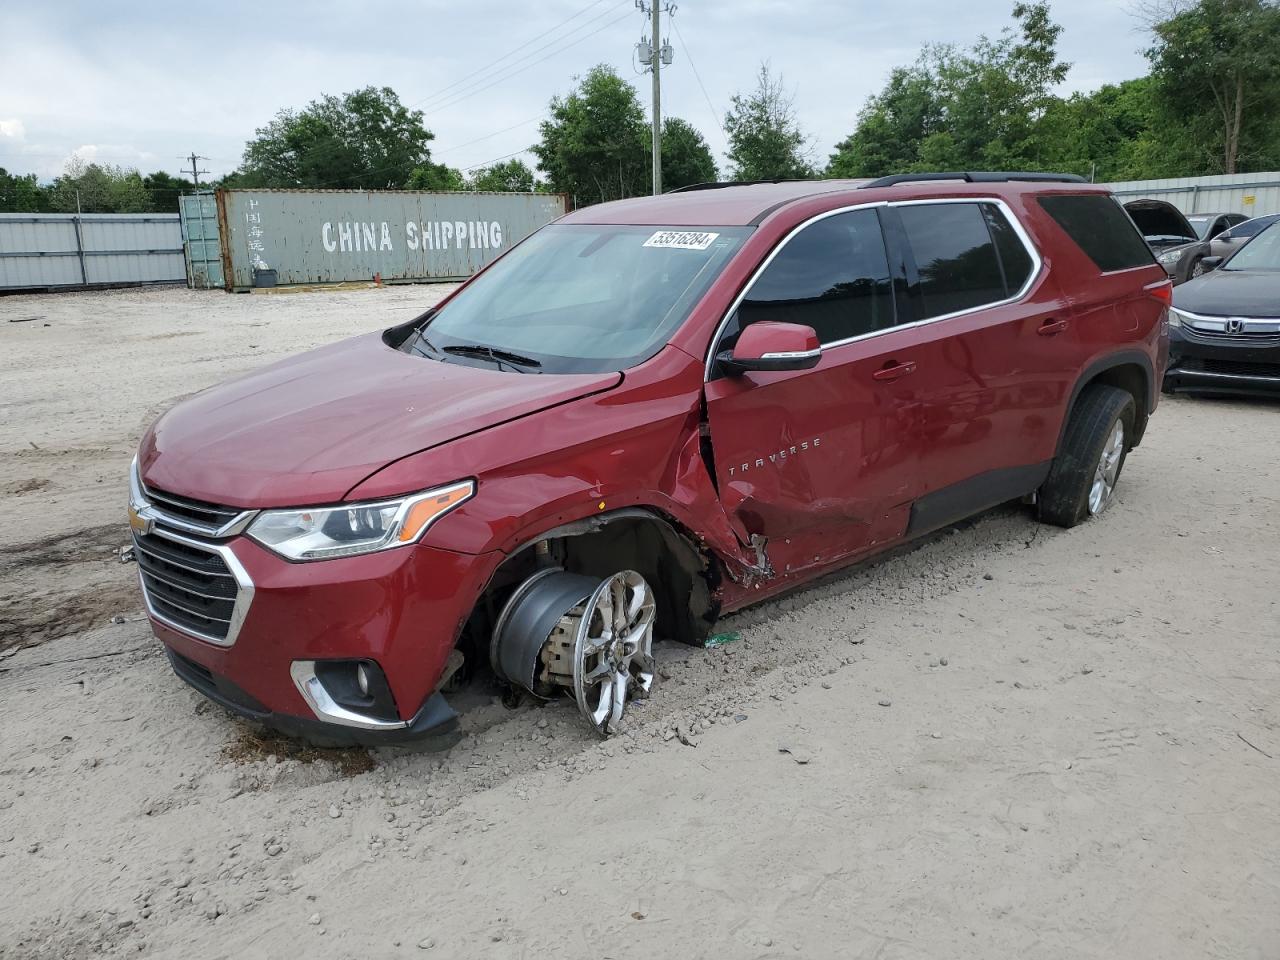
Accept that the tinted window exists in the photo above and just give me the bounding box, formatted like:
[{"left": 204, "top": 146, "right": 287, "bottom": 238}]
[
  {"left": 898, "top": 203, "right": 1007, "bottom": 319},
  {"left": 983, "top": 203, "right": 1034, "bottom": 294},
  {"left": 1037, "top": 195, "right": 1156, "bottom": 272},
  {"left": 734, "top": 208, "right": 894, "bottom": 345},
  {"left": 1228, "top": 215, "right": 1279, "bottom": 239}
]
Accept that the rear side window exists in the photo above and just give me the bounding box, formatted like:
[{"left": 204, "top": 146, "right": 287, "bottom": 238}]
[
  {"left": 896, "top": 202, "right": 1014, "bottom": 319},
  {"left": 1037, "top": 194, "right": 1155, "bottom": 272},
  {"left": 734, "top": 208, "right": 894, "bottom": 345},
  {"left": 982, "top": 204, "right": 1034, "bottom": 294}
]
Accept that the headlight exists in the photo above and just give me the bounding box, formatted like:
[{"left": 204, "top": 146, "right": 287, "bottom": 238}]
[
  {"left": 1157, "top": 250, "right": 1183, "bottom": 266},
  {"left": 247, "top": 480, "right": 474, "bottom": 561},
  {"left": 1168, "top": 307, "right": 1191, "bottom": 328}
]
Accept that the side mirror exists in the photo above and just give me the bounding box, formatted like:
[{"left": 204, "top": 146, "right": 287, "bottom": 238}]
[
  {"left": 717, "top": 322, "right": 822, "bottom": 377},
  {"left": 1200, "top": 256, "right": 1223, "bottom": 272}
]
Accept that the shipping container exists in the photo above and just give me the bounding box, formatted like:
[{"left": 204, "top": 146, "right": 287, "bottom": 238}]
[
  {"left": 216, "top": 189, "right": 568, "bottom": 291},
  {"left": 179, "top": 193, "right": 224, "bottom": 289},
  {"left": 0, "top": 213, "right": 185, "bottom": 291},
  {"left": 1103, "top": 172, "right": 1280, "bottom": 218}
]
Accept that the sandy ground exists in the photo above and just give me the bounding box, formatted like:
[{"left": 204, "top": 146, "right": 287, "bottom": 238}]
[{"left": 2, "top": 287, "right": 1279, "bottom": 959}]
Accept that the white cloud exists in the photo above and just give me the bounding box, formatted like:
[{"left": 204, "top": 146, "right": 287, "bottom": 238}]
[{"left": 0, "top": 118, "right": 25, "bottom": 139}]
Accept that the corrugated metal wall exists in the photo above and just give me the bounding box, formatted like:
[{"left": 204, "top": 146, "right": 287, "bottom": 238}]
[
  {"left": 1103, "top": 172, "right": 1280, "bottom": 217},
  {"left": 217, "top": 189, "right": 568, "bottom": 291},
  {"left": 0, "top": 213, "right": 185, "bottom": 291}
]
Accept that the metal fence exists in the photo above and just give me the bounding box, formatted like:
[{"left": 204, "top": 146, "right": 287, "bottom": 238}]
[
  {"left": 217, "top": 189, "right": 568, "bottom": 291},
  {"left": 1103, "top": 172, "right": 1280, "bottom": 217},
  {"left": 0, "top": 213, "right": 186, "bottom": 291}
]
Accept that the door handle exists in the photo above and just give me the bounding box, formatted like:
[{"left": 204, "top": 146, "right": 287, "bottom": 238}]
[
  {"left": 1037, "top": 318, "right": 1069, "bottom": 336},
  {"left": 872, "top": 360, "right": 917, "bottom": 382}
]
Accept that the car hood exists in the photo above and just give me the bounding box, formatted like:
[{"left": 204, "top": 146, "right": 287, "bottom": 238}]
[
  {"left": 139, "top": 332, "right": 622, "bottom": 507},
  {"left": 1173, "top": 269, "right": 1280, "bottom": 318},
  {"left": 1125, "top": 199, "right": 1197, "bottom": 246}
]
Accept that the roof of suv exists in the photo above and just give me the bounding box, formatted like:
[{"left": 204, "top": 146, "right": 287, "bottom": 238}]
[{"left": 562, "top": 174, "right": 1100, "bottom": 227}]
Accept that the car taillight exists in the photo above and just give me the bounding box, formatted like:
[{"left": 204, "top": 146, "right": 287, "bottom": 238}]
[{"left": 1145, "top": 278, "right": 1173, "bottom": 305}]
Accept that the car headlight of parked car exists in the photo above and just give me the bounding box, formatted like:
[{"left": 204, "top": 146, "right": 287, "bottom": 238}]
[
  {"left": 247, "top": 480, "right": 475, "bottom": 561},
  {"left": 1167, "top": 307, "right": 1192, "bottom": 328},
  {"left": 1157, "top": 250, "right": 1184, "bottom": 267}
]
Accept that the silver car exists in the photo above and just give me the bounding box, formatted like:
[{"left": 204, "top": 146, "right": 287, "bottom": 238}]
[{"left": 1209, "top": 213, "right": 1280, "bottom": 259}]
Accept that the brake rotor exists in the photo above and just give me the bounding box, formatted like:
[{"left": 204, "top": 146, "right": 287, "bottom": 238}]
[{"left": 570, "top": 569, "right": 657, "bottom": 737}]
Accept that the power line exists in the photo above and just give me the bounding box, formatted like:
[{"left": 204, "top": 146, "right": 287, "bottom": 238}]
[
  {"left": 423, "top": 7, "right": 634, "bottom": 115},
  {"left": 672, "top": 18, "right": 726, "bottom": 141},
  {"left": 409, "top": 0, "right": 621, "bottom": 110},
  {"left": 434, "top": 116, "right": 541, "bottom": 156},
  {"left": 462, "top": 147, "right": 537, "bottom": 172}
]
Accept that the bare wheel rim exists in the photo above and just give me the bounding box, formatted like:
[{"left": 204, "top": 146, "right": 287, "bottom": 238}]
[
  {"left": 1088, "top": 419, "right": 1125, "bottom": 515},
  {"left": 1191, "top": 259, "right": 1206, "bottom": 277},
  {"left": 571, "top": 570, "right": 657, "bottom": 737}
]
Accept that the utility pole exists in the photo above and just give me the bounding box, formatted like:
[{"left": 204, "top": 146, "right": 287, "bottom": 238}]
[
  {"left": 183, "top": 152, "right": 210, "bottom": 190},
  {"left": 636, "top": 2, "right": 674, "bottom": 196}
]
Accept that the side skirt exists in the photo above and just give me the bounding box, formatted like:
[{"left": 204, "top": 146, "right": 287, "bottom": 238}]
[{"left": 906, "top": 461, "right": 1052, "bottom": 539}]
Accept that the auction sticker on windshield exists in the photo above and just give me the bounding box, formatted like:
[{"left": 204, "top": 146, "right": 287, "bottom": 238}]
[{"left": 643, "top": 230, "right": 720, "bottom": 251}]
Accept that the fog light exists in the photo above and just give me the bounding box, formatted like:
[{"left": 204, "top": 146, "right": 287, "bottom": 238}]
[{"left": 313, "top": 659, "right": 398, "bottom": 723}]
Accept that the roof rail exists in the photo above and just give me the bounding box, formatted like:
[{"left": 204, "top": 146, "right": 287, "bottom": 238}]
[
  {"left": 667, "top": 179, "right": 811, "bottom": 193},
  {"left": 860, "top": 171, "right": 1088, "bottom": 189}
]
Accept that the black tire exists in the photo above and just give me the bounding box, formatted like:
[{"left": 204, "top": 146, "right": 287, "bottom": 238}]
[{"left": 1038, "top": 384, "right": 1135, "bottom": 528}]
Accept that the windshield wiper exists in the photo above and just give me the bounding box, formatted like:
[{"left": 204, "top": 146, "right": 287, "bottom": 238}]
[
  {"left": 441, "top": 344, "right": 542, "bottom": 372},
  {"left": 410, "top": 331, "right": 444, "bottom": 359}
]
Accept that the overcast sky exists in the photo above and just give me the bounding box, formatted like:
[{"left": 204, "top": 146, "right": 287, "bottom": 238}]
[{"left": 0, "top": 0, "right": 1155, "bottom": 183}]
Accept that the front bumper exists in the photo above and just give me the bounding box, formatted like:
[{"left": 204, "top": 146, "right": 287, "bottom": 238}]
[
  {"left": 1164, "top": 324, "right": 1280, "bottom": 396},
  {"left": 140, "top": 529, "right": 502, "bottom": 744}
]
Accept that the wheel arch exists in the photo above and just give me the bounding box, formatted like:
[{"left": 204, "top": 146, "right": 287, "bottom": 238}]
[
  {"left": 1058, "top": 351, "right": 1154, "bottom": 451},
  {"left": 475, "top": 507, "right": 723, "bottom": 655}
]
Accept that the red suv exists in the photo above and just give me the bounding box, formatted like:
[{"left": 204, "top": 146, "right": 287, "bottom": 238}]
[{"left": 130, "top": 172, "right": 1171, "bottom": 744}]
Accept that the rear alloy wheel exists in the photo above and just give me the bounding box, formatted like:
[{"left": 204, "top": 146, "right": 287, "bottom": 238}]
[
  {"left": 1088, "top": 419, "right": 1126, "bottom": 515},
  {"left": 572, "top": 570, "right": 657, "bottom": 737},
  {"left": 1037, "top": 383, "right": 1135, "bottom": 528}
]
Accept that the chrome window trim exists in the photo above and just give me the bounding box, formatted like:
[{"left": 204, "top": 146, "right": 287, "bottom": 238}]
[
  {"left": 703, "top": 197, "right": 1044, "bottom": 380},
  {"left": 289, "top": 661, "right": 410, "bottom": 731},
  {"left": 135, "top": 525, "right": 255, "bottom": 648}
]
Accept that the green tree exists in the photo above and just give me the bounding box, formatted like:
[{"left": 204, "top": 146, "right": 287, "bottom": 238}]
[
  {"left": 724, "top": 63, "right": 814, "bottom": 180},
  {"left": 659, "top": 117, "right": 718, "bottom": 188},
  {"left": 236, "top": 86, "right": 435, "bottom": 189},
  {"left": 406, "top": 162, "right": 467, "bottom": 191},
  {"left": 533, "top": 65, "right": 649, "bottom": 205},
  {"left": 47, "top": 158, "right": 150, "bottom": 213},
  {"left": 827, "top": 3, "right": 1070, "bottom": 176},
  {"left": 141, "top": 170, "right": 195, "bottom": 212},
  {"left": 827, "top": 65, "right": 941, "bottom": 177},
  {"left": 1146, "top": 0, "right": 1280, "bottom": 173},
  {"left": 469, "top": 158, "right": 537, "bottom": 192},
  {"left": 0, "top": 168, "right": 47, "bottom": 212}
]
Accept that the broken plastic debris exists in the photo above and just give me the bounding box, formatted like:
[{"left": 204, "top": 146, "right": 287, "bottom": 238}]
[{"left": 705, "top": 631, "right": 740, "bottom": 648}]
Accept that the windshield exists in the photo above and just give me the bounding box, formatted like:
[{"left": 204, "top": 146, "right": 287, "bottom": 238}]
[
  {"left": 1224, "top": 221, "right": 1280, "bottom": 271},
  {"left": 1188, "top": 216, "right": 1212, "bottom": 239},
  {"left": 410, "top": 223, "right": 752, "bottom": 373}
]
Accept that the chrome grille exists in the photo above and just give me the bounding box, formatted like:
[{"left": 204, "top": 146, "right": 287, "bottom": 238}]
[
  {"left": 146, "top": 486, "right": 242, "bottom": 527},
  {"left": 134, "top": 528, "right": 252, "bottom": 645}
]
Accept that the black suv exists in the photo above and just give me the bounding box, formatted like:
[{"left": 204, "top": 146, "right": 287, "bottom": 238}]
[{"left": 1166, "top": 219, "right": 1280, "bottom": 397}]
